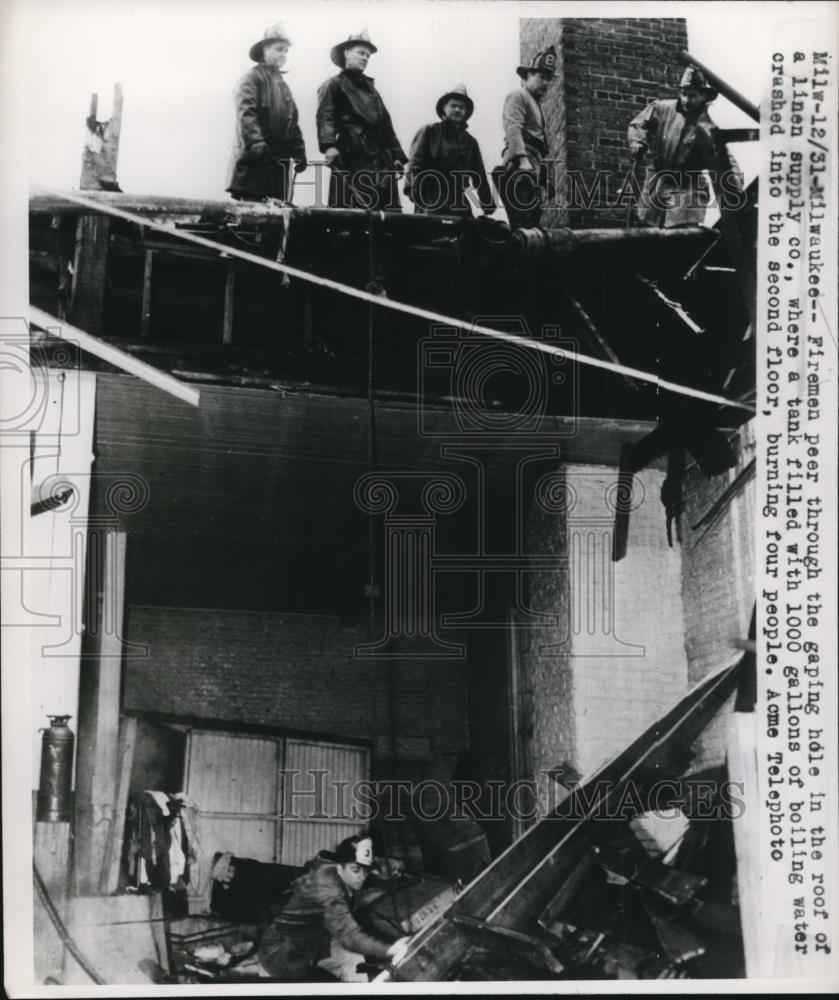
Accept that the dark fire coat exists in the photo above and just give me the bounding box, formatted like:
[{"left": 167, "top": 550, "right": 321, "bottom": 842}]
[
  {"left": 406, "top": 120, "right": 494, "bottom": 216},
  {"left": 227, "top": 64, "right": 306, "bottom": 200},
  {"left": 627, "top": 98, "right": 743, "bottom": 227},
  {"left": 316, "top": 70, "right": 407, "bottom": 209},
  {"left": 258, "top": 863, "right": 392, "bottom": 980}
]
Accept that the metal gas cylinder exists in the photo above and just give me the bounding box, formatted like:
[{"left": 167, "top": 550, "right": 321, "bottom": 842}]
[{"left": 36, "top": 715, "right": 75, "bottom": 822}]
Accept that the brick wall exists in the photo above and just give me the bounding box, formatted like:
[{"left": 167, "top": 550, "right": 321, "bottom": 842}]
[
  {"left": 518, "top": 429, "right": 756, "bottom": 802},
  {"left": 521, "top": 479, "right": 573, "bottom": 818},
  {"left": 566, "top": 466, "right": 688, "bottom": 772},
  {"left": 520, "top": 463, "right": 688, "bottom": 816},
  {"left": 520, "top": 17, "right": 688, "bottom": 227},
  {"left": 123, "top": 607, "right": 468, "bottom": 770},
  {"left": 680, "top": 423, "right": 756, "bottom": 770}
]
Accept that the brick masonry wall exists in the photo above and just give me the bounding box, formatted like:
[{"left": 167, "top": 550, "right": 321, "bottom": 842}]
[
  {"left": 566, "top": 466, "right": 688, "bottom": 773},
  {"left": 520, "top": 17, "right": 688, "bottom": 227},
  {"left": 521, "top": 463, "right": 688, "bottom": 816},
  {"left": 521, "top": 478, "right": 573, "bottom": 818},
  {"left": 122, "top": 607, "right": 468, "bottom": 770},
  {"left": 680, "top": 423, "right": 756, "bottom": 770}
]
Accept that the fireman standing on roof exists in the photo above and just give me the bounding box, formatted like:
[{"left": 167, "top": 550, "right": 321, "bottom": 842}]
[
  {"left": 404, "top": 85, "right": 495, "bottom": 218},
  {"left": 227, "top": 23, "right": 307, "bottom": 202},
  {"left": 317, "top": 31, "right": 407, "bottom": 212},
  {"left": 495, "top": 47, "right": 557, "bottom": 230},
  {"left": 257, "top": 835, "right": 411, "bottom": 982},
  {"left": 627, "top": 65, "right": 744, "bottom": 228}
]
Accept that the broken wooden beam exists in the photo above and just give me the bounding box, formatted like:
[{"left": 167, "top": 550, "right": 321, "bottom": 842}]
[
  {"left": 29, "top": 190, "right": 465, "bottom": 233},
  {"left": 689, "top": 457, "right": 756, "bottom": 546},
  {"left": 569, "top": 296, "right": 639, "bottom": 390},
  {"left": 222, "top": 264, "right": 235, "bottom": 345},
  {"left": 450, "top": 915, "right": 565, "bottom": 975},
  {"left": 515, "top": 224, "right": 715, "bottom": 256},
  {"left": 30, "top": 486, "right": 74, "bottom": 517},
  {"left": 80, "top": 84, "right": 123, "bottom": 192},
  {"left": 74, "top": 531, "right": 127, "bottom": 895},
  {"left": 636, "top": 275, "right": 704, "bottom": 335},
  {"left": 141, "top": 250, "right": 154, "bottom": 338},
  {"left": 30, "top": 190, "right": 715, "bottom": 257},
  {"left": 383, "top": 656, "right": 745, "bottom": 981},
  {"left": 641, "top": 894, "right": 706, "bottom": 965},
  {"left": 100, "top": 717, "right": 138, "bottom": 894},
  {"left": 718, "top": 128, "right": 760, "bottom": 143},
  {"left": 634, "top": 862, "right": 707, "bottom": 907},
  {"left": 537, "top": 849, "right": 596, "bottom": 931},
  {"left": 29, "top": 306, "right": 200, "bottom": 406},
  {"left": 611, "top": 427, "right": 670, "bottom": 561},
  {"left": 70, "top": 216, "right": 110, "bottom": 337}
]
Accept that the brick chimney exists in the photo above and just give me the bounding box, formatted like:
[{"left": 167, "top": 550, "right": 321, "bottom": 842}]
[{"left": 520, "top": 17, "right": 689, "bottom": 227}]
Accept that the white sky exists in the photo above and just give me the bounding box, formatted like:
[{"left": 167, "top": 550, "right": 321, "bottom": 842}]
[{"left": 22, "top": 0, "right": 811, "bottom": 205}]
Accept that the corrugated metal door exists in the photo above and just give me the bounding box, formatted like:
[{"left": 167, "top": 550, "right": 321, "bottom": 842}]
[
  {"left": 185, "top": 731, "right": 281, "bottom": 897},
  {"left": 280, "top": 739, "right": 370, "bottom": 866},
  {"left": 184, "top": 730, "right": 371, "bottom": 900}
]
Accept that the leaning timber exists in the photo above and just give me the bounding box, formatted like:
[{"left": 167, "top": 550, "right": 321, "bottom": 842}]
[{"left": 380, "top": 655, "right": 746, "bottom": 981}]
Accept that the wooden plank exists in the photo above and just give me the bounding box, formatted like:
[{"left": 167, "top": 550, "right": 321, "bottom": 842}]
[
  {"left": 611, "top": 445, "right": 635, "bottom": 563},
  {"left": 80, "top": 84, "right": 123, "bottom": 191},
  {"left": 75, "top": 531, "right": 127, "bottom": 894},
  {"left": 641, "top": 894, "right": 705, "bottom": 964},
  {"left": 30, "top": 190, "right": 462, "bottom": 233},
  {"left": 148, "top": 891, "right": 170, "bottom": 974},
  {"left": 717, "top": 197, "right": 757, "bottom": 331},
  {"left": 30, "top": 305, "right": 201, "bottom": 406},
  {"left": 689, "top": 457, "right": 756, "bottom": 544},
  {"left": 683, "top": 233, "right": 722, "bottom": 282},
  {"left": 451, "top": 915, "right": 564, "bottom": 975},
  {"left": 70, "top": 215, "right": 110, "bottom": 337},
  {"left": 111, "top": 234, "right": 232, "bottom": 261},
  {"left": 141, "top": 250, "right": 154, "bottom": 338},
  {"left": 62, "top": 894, "right": 159, "bottom": 985},
  {"left": 569, "top": 296, "right": 639, "bottom": 390},
  {"left": 34, "top": 822, "right": 72, "bottom": 983},
  {"left": 74, "top": 84, "right": 123, "bottom": 333},
  {"left": 634, "top": 862, "right": 707, "bottom": 906},
  {"left": 93, "top": 531, "right": 127, "bottom": 889},
  {"left": 402, "top": 884, "right": 460, "bottom": 933},
  {"left": 222, "top": 264, "right": 235, "bottom": 345},
  {"left": 636, "top": 275, "right": 704, "bottom": 335},
  {"left": 537, "top": 847, "right": 596, "bottom": 931},
  {"left": 385, "top": 658, "right": 744, "bottom": 981},
  {"left": 100, "top": 716, "right": 138, "bottom": 894},
  {"left": 612, "top": 425, "right": 670, "bottom": 561}
]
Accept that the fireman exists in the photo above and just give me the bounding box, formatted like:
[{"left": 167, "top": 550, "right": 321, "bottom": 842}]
[
  {"left": 227, "top": 23, "right": 307, "bottom": 202},
  {"left": 316, "top": 31, "right": 407, "bottom": 211},
  {"left": 405, "top": 85, "right": 495, "bottom": 218},
  {"left": 627, "top": 65, "right": 744, "bottom": 227},
  {"left": 257, "top": 835, "right": 411, "bottom": 981},
  {"left": 496, "top": 46, "right": 557, "bottom": 230}
]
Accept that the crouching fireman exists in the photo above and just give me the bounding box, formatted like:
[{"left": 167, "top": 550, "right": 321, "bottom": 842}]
[{"left": 257, "top": 835, "right": 411, "bottom": 982}]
